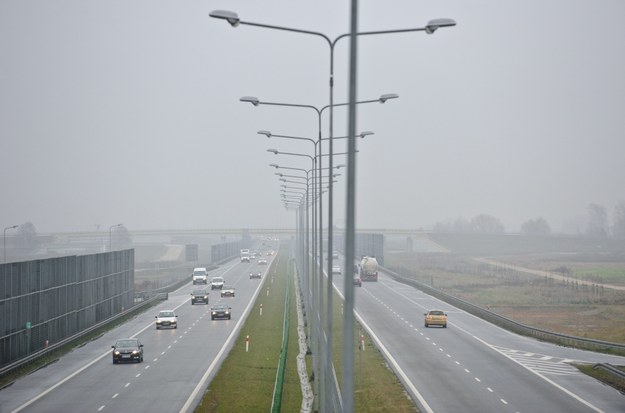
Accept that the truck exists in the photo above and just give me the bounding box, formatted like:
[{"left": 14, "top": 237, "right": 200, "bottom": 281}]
[
  {"left": 240, "top": 249, "right": 250, "bottom": 263},
  {"left": 359, "top": 256, "right": 378, "bottom": 282}
]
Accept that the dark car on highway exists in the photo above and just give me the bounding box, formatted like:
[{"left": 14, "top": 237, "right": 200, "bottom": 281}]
[
  {"left": 191, "top": 289, "right": 209, "bottom": 305},
  {"left": 249, "top": 271, "right": 262, "bottom": 279},
  {"left": 112, "top": 338, "right": 143, "bottom": 364},
  {"left": 211, "top": 304, "right": 231, "bottom": 320}
]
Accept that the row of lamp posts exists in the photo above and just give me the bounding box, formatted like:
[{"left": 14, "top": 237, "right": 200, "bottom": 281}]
[{"left": 210, "top": 8, "right": 455, "bottom": 412}]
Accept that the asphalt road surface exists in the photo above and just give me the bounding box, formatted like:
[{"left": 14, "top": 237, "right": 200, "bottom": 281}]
[
  {"left": 332, "top": 261, "right": 625, "bottom": 413},
  {"left": 0, "top": 255, "right": 274, "bottom": 413}
]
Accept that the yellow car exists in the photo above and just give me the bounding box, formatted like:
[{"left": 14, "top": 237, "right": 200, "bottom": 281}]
[{"left": 424, "top": 309, "right": 448, "bottom": 328}]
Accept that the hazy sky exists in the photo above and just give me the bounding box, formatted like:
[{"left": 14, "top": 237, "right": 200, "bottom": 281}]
[{"left": 1, "top": 1, "right": 624, "bottom": 234}]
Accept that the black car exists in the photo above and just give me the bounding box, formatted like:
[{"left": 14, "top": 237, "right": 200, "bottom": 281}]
[
  {"left": 112, "top": 338, "right": 143, "bottom": 364},
  {"left": 249, "top": 271, "right": 262, "bottom": 279},
  {"left": 191, "top": 289, "right": 209, "bottom": 305},
  {"left": 211, "top": 304, "right": 231, "bottom": 320}
]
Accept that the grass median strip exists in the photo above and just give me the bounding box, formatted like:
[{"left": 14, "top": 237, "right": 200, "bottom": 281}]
[
  {"left": 196, "top": 246, "right": 420, "bottom": 412},
  {"left": 195, "top": 248, "right": 300, "bottom": 413}
]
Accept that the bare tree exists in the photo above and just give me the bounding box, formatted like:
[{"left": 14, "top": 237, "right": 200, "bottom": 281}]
[
  {"left": 585, "top": 203, "right": 608, "bottom": 237},
  {"left": 112, "top": 225, "right": 133, "bottom": 249},
  {"left": 612, "top": 200, "right": 625, "bottom": 239},
  {"left": 433, "top": 217, "right": 472, "bottom": 233},
  {"left": 521, "top": 217, "right": 551, "bottom": 235},
  {"left": 17, "top": 222, "right": 38, "bottom": 254},
  {"left": 470, "top": 214, "right": 505, "bottom": 234}
]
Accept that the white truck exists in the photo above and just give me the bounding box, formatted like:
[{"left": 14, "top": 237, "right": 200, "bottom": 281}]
[
  {"left": 240, "top": 249, "right": 250, "bottom": 263},
  {"left": 192, "top": 267, "right": 208, "bottom": 285},
  {"left": 359, "top": 256, "right": 378, "bottom": 282}
]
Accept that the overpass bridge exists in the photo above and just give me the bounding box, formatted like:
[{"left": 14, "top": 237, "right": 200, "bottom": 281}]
[{"left": 47, "top": 228, "right": 431, "bottom": 240}]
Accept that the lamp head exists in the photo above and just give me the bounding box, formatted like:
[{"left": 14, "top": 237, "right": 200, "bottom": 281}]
[
  {"left": 379, "top": 93, "right": 398, "bottom": 103},
  {"left": 258, "top": 130, "right": 272, "bottom": 138},
  {"left": 425, "top": 18, "right": 456, "bottom": 34},
  {"left": 269, "top": 164, "right": 280, "bottom": 169},
  {"left": 209, "top": 10, "right": 241, "bottom": 27},
  {"left": 359, "top": 131, "right": 374, "bottom": 138},
  {"left": 240, "top": 96, "right": 260, "bottom": 106},
  {"left": 267, "top": 148, "right": 279, "bottom": 154}
]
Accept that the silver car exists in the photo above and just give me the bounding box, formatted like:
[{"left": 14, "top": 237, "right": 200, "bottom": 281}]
[{"left": 155, "top": 310, "right": 178, "bottom": 329}]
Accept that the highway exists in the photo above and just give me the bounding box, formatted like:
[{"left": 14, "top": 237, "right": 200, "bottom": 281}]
[
  {"left": 0, "top": 254, "right": 275, "bottom": 413},
  {"left": 3, "top": 250, "right": 624, "bottom": 413},
  {"left": 333, "top": 261, "right": 625, "bottom": 413}
]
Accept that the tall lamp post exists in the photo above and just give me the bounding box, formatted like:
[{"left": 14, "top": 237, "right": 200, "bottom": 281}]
[
  {"left": 3, "top": 225, "right": 18, "bottom": 263},
  {"left": 212, "top": 10, "right": 456, "bottom": 411},
  {"left": 245, "top": 94, "right": 394, "bottom": 291},
  {"left": 109, "top": 223, "right": 122, "bottom": 252}
]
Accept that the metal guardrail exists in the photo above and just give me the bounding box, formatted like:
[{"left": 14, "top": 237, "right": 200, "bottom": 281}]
[
  {"left": 0, "top": 293, "right": 167, "bottom": 379},
  {"left": 380, "top": 265, "right": 625, "bottom": 356},
  {"left": 593, "top": 363, "right": 625, "bottom": 379},
  {"left": 270, "top": 259, "right": 291, "bottom": 413}
]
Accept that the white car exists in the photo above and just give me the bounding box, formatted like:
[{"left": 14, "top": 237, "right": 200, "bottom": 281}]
[
  {"left": 221, "top": 285, "right": 236, "bottom": 297},
  {"left": 258, "top": 258, "right": 268, "bottom": 265},
  {"left": 155, "top": 310, "right": 178, "bottom": 329},
  {"left": 192, "top": 267, "right": 208, "bottom": 284},
  {"left": 332, "top": 265, "right": 341, "bottom": 274},
  {"left": 211, "top": 276, "right": 225, "bottom": 290}
]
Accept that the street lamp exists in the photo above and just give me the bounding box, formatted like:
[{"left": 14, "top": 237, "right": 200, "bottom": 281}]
[
  {"left": 250, "top": 98, "right": 388, "bottom": 339},
  {"left": 109, "top": 224, "right": 122, "bottom": 252},
  {"left": 244, "top": 95, "right": 389, "bottom": 412},
  {"left": 259, "top": 130, "right": 374, "bottom": 141},
  {"left": 3, "top": 225, "right": 18, "bottom": 263},
  {"left": 213, "top": 11, "right": 456, "bottom": 409}
]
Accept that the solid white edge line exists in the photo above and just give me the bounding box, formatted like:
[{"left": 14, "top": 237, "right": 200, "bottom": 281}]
[
  {"left": 10, "top": 319, "right": 156, "bottom": 413},
  {"left": 331, "top": 279, "right": 434, "bottom": 413},
  {"left": 178, "top": 260, "right": 268, "bottom": 413},
  {"left": 469, "top": 332, "right": 606, "bottom": 413},
  {"left": 9, "top": 263, "right": 235, "bottom": 413}
]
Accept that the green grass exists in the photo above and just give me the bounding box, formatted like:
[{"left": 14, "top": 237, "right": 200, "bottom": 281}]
[
  {"left": 575, "top": 364, "right": 625, "bottom": 393},
  {"left": 195, "top": 248, "right": 301, "bottom": 413},
  {"left": 330, "top": 299, "right": 418, "bottom": 412},
  {"left": 311, "top": 272, "right": 418, "bottom": 412},
  {"left": 196, "top": 247, "right": 421, "bottom": 412}
]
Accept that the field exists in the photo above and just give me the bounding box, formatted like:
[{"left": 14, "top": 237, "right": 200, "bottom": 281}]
[{"left": 384, "top": 250, "right": 625, "bottom": 343}]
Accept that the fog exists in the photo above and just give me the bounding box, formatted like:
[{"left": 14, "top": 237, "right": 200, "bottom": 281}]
[{"left": 1, "top": 1, "right": 624, "bottom": 234}]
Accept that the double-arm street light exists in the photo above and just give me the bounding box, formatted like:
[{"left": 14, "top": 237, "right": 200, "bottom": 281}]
[
  {"left": 244, "top": 94, "right": 391, "bottom": 277},
  {"left": 3, "top": 225, "right": 18, "bottom": 263},
  {"left": 246, "top": 95, "right": 391, "bottom": 304},
  {"left": 245, "top": 97, "right": 392, "bottom": 411},
  {"left": 212, "top": 9, "right": 456, "bottom": 410}
]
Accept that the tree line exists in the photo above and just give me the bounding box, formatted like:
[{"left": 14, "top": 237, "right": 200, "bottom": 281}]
[{"left": 432, "top": 200, "right": 625, "bottom": 238}]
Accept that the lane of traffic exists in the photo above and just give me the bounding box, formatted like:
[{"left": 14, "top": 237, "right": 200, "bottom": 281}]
[
  {"left": 2, "top": 252, "right": 276, "bottom": 413},
  {"left": 331, "top": 261, "right": 624, "bottom": 413}
]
